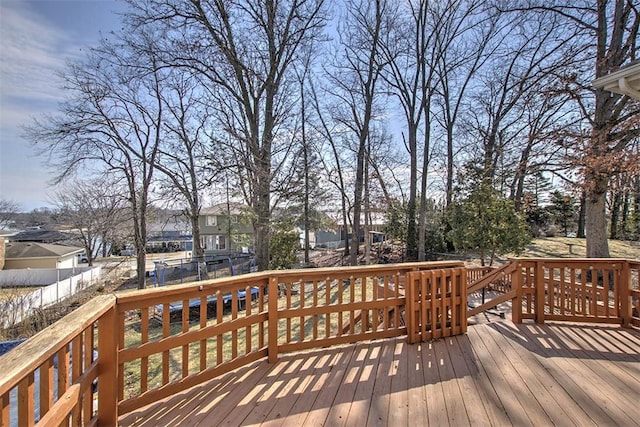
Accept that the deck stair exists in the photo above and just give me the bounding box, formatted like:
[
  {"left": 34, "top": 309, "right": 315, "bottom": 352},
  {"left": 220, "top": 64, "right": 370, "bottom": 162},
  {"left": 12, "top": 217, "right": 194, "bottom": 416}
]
[{"left": 467, "top": 261, "right": 518, "bottom": 318}]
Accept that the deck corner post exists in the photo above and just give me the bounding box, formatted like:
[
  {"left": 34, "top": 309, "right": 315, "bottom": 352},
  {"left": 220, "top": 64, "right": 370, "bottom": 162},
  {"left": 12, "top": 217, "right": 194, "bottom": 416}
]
[
  {"left": 97, "top": 296, "right": 118, "bottom": 426},
  {"left": 620, "top": 261, "right": 632, "bottom": 327},
  {"left": 268, "top": 276, "right": 279, "bottom": 363}
]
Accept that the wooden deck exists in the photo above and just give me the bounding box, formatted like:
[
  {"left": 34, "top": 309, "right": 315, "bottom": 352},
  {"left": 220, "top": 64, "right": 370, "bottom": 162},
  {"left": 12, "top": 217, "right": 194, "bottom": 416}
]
[{"left": 119, "top": 321, "right": 640, "bottom": 426}]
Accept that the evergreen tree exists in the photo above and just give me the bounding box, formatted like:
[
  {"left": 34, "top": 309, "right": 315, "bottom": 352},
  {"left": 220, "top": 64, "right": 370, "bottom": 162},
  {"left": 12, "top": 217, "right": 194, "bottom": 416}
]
[
  {"left": 546, "top": 191, "right": 578, "bottom": 237},
  {"left": 448, "top": 184, "right": 531, "bottom": 266}
]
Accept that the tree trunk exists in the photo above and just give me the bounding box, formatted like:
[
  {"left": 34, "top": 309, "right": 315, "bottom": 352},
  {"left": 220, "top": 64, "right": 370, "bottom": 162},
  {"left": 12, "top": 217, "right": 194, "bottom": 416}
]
[
  {"left": 585, "top": 174, "right": 610, "bottom": 258},
  {"left": 406, "top": 129, "right": 418, "bottom": 260},
  {"left": 418, "top": 106, "right": 432, "bottom": 262},
  {"left": 364, "top": 152, "right": 371, "bottom": 265},
  {"left": 350, "top": 138, "right": 366, "bottom": 266},
  {"left": 254, "top": 179, "right": 271, "bottom": 271},
  {"left": 577, "top": 191, "right": 586, "bottom": 238},
  {"left": 609, "top": 189, "right": 622, "bottom": 240}
]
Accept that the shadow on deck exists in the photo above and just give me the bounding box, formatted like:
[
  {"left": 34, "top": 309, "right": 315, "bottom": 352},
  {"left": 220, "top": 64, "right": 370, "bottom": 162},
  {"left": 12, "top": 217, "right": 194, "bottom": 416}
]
[{"left": 120, "top": 321, "right": 640, "bottom": 426}]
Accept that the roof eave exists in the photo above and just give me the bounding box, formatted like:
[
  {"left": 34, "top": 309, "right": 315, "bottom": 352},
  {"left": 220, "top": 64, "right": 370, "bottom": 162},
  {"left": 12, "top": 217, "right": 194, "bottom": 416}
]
[{"left": 592, "top": 62, "right": 640, "bottom": 99}]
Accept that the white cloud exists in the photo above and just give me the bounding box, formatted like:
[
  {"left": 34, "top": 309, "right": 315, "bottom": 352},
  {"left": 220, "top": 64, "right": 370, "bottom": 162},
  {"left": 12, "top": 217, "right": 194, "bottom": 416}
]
[
  {"left": 0, "top": 2, "right": 85, "bottom": 210},
  {"left": 0, "top": 2, "right": 75, "bottom": 107}
]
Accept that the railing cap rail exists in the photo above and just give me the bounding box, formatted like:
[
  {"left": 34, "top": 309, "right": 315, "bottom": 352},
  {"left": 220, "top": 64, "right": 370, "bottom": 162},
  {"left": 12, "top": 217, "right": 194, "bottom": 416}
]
[{"left": 115, "top": 261, "right": 466, "bottom": 304}]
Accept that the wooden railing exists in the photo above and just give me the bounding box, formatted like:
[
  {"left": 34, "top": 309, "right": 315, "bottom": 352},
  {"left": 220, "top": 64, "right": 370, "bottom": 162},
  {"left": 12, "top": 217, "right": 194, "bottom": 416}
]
[
  {"left": 466, "top": 259, "right": 639, "bottom": 327},
  {"left": 515, "top": 258, "right": 638, "bottom": 326},
  {"left": 0, "top": 295, "right": 117, "bottom": 427},
  {"left": 0, "top": 261, "right": 463, "bottom": 426},
  {"left": 630, "top": 260, "right": 640, "bottom": 327},
  {"left": 2, "top": 258, "right": 636, "bottom": 426}
]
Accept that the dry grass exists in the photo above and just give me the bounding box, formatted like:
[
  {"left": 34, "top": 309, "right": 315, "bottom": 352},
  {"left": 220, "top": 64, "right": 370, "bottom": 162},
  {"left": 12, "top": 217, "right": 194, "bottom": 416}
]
[
  {"left": 516, "top": 237, "right": 640, "bottom": 259},
  {"left": 0, "top": 287, "right": 41, "bottom": 303}
]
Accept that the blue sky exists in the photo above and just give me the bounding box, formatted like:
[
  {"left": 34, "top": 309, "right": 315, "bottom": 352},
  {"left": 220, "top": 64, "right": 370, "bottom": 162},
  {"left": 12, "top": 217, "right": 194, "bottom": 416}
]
[{"left": 0, "top": 0, "right": 126, "bottom": 211}]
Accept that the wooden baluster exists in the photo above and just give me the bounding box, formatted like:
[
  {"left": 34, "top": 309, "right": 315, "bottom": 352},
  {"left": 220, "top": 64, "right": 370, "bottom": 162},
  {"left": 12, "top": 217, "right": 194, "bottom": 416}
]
[
  {"left": 199, "top": 296, "right": 207, "bottom": 371},
  {"left": 313, "top": 280, "right": 319, "bottom": 340},
  {"left": 98, "top": 302, "right": 118, "bottom": 426},
  {"left": 1, "top": 390, "right": 10, "bottom": 427},
  {"left": 162, "top": 303, "right": 170, "bottom": 385},
  {"left": 300, "top": 279, "right": 305, "bottom": 342},
  {"left": 268, "top": 277, "right": 279, "bottom": 363},
  {"left": 17, "top": 372, "right": 34, "bottom": 426},
  {"left": 620, "top": 261, "right": 632, "bottom": 327},
  {"left": 182, "top": 299, "right": 189, "bottom": 378},
  {"left": 245, "top": 286, "right": 252, "bottom": 354},
  {"left": 216, "top": 290, "right": 223, "bottom": 365}
]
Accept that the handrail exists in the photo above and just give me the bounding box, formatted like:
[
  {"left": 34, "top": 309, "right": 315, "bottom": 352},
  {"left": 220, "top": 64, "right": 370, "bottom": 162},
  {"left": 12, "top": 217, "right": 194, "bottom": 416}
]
[{"left": 467, "top": 261, "right": 517, "bottom": 294}]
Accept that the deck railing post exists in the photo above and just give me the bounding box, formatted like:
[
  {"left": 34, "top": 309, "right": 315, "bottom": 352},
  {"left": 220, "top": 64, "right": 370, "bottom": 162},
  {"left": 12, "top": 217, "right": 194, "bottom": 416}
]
[
  {"left": 97, "top": 297, "right": 118, "bottom": 426},
  {"left": 620, "top": 261, "right": 632, "bottom": 327},
  {"left": 405, "top": 272, "right": 416, "bottom": 344},
  {"left": 512, "top": 262, "right": 523, "bottom": 324},
  {"left": 535, "top": 261, "right": 546, "bottom": 324},
  {"left": 459, "top": 267, "right": 468, "bottom": 335},
  {"left": 268, "top": 276, "right": 279, "bottom": 363}
]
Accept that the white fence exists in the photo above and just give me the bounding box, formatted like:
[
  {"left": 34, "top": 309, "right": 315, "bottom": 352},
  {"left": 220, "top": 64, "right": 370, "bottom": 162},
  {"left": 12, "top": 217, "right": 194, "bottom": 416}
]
[{"left": 0, "top": 266, "right": 102, "bottom": 328}]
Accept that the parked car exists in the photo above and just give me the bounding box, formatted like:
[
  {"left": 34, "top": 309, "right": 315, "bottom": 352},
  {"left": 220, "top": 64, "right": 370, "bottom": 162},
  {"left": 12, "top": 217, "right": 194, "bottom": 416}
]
[
  {"left": 77, "top": 253, "right": 89, "bottom": 263},
  {"left": 119, "top": 248, "right": 135, "bottom": 256}
]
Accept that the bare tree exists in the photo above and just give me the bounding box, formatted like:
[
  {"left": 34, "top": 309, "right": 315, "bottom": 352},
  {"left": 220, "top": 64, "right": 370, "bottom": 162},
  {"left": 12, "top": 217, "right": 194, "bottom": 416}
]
[
  {"left": 466, "top": 10, "right": 580, "bottom": 190},
  {"left": 27, "top": 30, "right": 166, "bottom": 289},
  {"left": 309, "top": 74, "right": 352, "bottom": 258},
  {"left": 377, "top": 0, "right": 440, "bottom": 260},
  {"left": 0, "top": 199, "right": 20, "bottom": 230},
  {"left": 502, "top": 0, "right": 640, "bottom": 258},
  {"left": 53, "top": 178, "right": 130, "bottom": 264},
  {"left": 152, "top": 71, "right": 211, "bottom": 259},
  {"left": 329, "top": 0, "right": 389, "bottom": 265},
  {"left": 129, "top": 0, "right": 327, "bottom": 271}
]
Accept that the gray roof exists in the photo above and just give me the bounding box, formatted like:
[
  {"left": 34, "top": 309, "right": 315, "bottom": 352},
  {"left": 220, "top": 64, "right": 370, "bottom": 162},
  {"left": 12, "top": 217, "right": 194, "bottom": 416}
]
[
  {"left": 201, "top": 203, "right": 249, "bottom": 216},
  {"left": 4, "top": 242, "right": 84, "bottom": 259},
  {"left": 10, "top": 229, "right": 76, "bottom": 243}
]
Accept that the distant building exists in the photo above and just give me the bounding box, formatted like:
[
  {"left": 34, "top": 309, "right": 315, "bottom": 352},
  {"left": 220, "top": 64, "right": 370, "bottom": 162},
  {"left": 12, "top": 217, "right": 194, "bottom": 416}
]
[
  {"left": 10, "top": 229, "right": 77, "bottom": 245},
  {"left": 146, "top": 219, "right": 193, "bottom": 253},
  {"left": 3, "top": 242, "right": 84, "bottom": 270},
  {"left": 199, "top": 203, "right": 253, "bottom": 256}
]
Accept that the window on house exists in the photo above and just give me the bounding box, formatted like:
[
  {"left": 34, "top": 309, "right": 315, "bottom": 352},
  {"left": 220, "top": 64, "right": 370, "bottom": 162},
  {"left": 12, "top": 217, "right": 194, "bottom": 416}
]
[
  {"left": 201, "top": 235, "right": 226, "bottom": 251},
  {"left": 216, "top": 235, "right": 226, "bottom": 250},
  {"left": 206, "top": 215, "right": 217, "bottom": 226}
]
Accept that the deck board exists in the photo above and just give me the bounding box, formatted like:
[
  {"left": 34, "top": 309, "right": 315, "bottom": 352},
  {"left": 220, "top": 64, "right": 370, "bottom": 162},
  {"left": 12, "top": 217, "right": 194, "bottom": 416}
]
[{"left": 120, "top": 321, "right": 640, "bottom": 427}]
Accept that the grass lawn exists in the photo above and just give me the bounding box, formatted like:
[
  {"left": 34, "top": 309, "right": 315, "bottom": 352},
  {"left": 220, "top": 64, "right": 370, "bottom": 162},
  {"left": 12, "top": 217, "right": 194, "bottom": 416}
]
[
  {"left": 517, "top": 237, "right": 640, "bottom": 259},
  {"left": 121, "top": 278, "right": 385, "bottom": 399}
]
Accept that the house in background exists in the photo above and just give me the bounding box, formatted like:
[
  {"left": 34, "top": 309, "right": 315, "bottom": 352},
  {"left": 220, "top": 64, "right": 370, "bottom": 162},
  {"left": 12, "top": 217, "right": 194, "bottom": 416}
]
[
  {"left": 199, "top": 203, "right": 253, "bottom": 257},
  {"left": 146, "top": 219, "right": 193, "bottom": 253},
  {"left": 10, "top": 229, "right": 77, "bottom": 245},
  {"left": 3, "top": 242, "right": 84, "bottom": 270}
]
